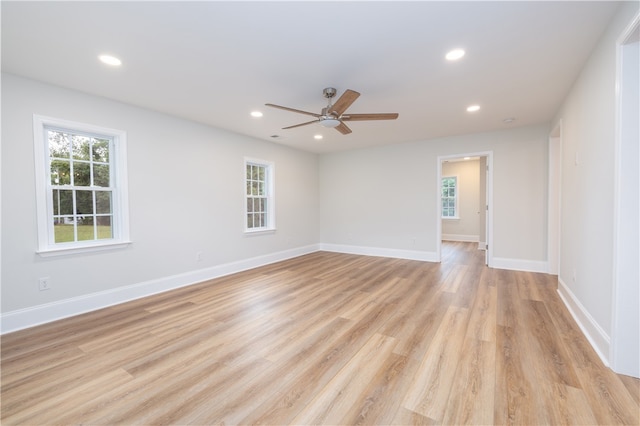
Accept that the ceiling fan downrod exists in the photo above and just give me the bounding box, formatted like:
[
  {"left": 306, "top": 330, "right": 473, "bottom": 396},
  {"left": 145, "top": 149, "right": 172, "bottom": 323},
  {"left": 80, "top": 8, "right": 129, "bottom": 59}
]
[{"left": 321, "top": 87, "right": 339, "bottom": 123}]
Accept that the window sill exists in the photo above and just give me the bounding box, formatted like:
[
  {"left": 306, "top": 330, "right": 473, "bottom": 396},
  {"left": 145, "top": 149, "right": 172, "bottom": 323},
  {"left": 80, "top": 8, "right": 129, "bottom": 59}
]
[
  {"left": 37, "top": 240, "right": 132, "bottom": 257},
  {"left": 244, "top": 228, "right": 276, "bottom": 236},
  {"left": 442, "top": 216, "right": 460, "bottom": 220}
]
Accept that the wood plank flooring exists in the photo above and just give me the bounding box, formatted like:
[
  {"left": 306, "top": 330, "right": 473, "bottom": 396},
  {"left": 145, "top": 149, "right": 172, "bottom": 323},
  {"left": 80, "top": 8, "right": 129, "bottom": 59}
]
[{"left": 2, "top": 242, "right": 638, "bottom": 425}]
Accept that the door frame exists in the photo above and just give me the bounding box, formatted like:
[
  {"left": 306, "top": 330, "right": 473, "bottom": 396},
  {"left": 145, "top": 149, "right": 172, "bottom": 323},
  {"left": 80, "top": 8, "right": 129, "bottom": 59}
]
[
  {"left": 436, "top": 151, "right": 494, "bottom": 266},
  {"left": 548, "top": 120, "right": 563, "bottom": 275},
  {"left": 610, "top": 11, "right": 639, "bottom": 378}
]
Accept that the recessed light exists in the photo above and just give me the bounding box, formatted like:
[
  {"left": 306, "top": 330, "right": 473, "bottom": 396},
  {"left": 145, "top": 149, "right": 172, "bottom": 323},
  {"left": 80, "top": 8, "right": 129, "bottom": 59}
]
[
  {"left": 464, "top": 157, "right": 471, "bottom": 160},
  {"left": 466, "top": 105, "right": 480, "bottom": 112},
  {"left": 446, "top": 49, "right": 465, "bottom": 61},
  {"left": 314, "top": 134, "right": 323, "bottom": 140},
  {"left": 250, "top": 111, "right": 263, "bottom": 118},
  {"left": 98, "top": 54, "right": 122, "bottom": 66}
]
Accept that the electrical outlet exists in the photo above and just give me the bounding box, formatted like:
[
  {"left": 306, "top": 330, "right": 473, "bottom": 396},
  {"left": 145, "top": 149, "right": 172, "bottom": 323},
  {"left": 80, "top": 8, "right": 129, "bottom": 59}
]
[
  {"left": 38, "top": 277, "right": 51, "bottom": 291},
  {"left": 196, "top": 251, "right": 204, "bottom": 262}
]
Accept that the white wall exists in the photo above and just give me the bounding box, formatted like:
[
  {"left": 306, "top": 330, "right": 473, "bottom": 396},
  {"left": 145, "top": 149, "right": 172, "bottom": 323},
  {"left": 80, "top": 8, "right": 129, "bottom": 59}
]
[
  {"left": 319, "top": 124, "right": 549, "bottom": 267},
  {"left": 612, "top": 20, "right": 639, "bottom": 378},
  {"left": 1, "top": 74, "right": 319, "bottom": 324},
  {"left": 442, "top": 159, "right": 480, "bottom": 241},
  {"left": 551, "top": 2, "right": 639, "bottom": 365}
]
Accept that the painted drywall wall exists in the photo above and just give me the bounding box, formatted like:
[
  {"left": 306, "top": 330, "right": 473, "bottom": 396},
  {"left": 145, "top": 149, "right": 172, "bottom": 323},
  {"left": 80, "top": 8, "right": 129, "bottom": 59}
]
[
  {"left": 441, "top": 159, "right": 480, "bottom": 241},
  {"left": 319, "top": 124, "right": 549, "bottom": 265},
  {"left": 551, "top": 2, "right": 639, "bottom": 354},
  {"left": 1, "top": 73, "right": 319, "bottom": 314},
  {"left": 612, "top": 22, "right": 639, "bottom": 378}
]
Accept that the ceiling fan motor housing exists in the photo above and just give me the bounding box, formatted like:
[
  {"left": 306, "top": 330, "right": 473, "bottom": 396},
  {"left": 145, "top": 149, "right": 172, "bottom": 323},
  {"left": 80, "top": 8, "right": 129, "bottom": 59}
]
[{"left": 323, "top": 87, "right": 337, "bottom": 99}]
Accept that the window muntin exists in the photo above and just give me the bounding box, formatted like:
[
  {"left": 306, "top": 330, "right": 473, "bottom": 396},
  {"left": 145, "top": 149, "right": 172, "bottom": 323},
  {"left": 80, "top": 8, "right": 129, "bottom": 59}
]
[
  {"left": 441, "top": 176, "right": 458, "bottom": 218},
  {"left": 245, "top": 159, "right": 274, "bottom": 232},
  {"left": 34, "top": 115, "right": 130, "bottom": 255}
]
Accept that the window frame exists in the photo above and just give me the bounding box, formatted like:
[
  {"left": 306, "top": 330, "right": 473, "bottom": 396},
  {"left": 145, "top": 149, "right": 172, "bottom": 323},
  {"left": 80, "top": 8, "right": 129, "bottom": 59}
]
[
  {"left": 441, "top": 175, "right": 459, "bottom": 220},
  {"left": 244, "top": 158, "right": 275, "bottom": 234},
  {"left": 33, "top": 115, "right": 131, "bottom": 256}
]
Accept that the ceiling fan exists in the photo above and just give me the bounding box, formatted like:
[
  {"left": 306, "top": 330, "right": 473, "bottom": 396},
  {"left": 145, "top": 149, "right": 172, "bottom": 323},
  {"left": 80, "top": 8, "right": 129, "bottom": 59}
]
[{"left": 265, "top": 87, "right": 399, "bottom": 135}]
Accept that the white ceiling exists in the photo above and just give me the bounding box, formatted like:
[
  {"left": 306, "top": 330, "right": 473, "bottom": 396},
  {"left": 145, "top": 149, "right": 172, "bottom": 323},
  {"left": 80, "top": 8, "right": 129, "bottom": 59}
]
[{"left": 2, "top": 1, "right": 619, "bottom": 153}]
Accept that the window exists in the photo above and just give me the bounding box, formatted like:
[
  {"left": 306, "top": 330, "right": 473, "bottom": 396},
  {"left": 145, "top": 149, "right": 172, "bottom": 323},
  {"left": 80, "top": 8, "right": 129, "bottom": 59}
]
[
  {"left": 33, "top": 115, "right": 130, "bottom": 255},
  {"left": 441, "top": 176, "right": 458, "bottom": 218},
  {"left": 245, "top": 159, "right": 274, "bottom": 232}
]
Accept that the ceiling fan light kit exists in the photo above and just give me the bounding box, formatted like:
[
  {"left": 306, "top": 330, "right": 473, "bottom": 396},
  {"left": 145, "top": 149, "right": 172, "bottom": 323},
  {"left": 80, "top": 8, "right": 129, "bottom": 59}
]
[
  {"left": 266, "top": 87, "right": 399, "bottom": 136},
  {"left": 319, "top": 118, "right": 341, "bottom": 128}
]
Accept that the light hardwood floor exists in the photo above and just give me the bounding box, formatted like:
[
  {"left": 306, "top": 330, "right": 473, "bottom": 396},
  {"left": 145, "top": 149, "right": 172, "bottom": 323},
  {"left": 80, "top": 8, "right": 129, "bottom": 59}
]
[{"left": 2, "top": 242, "right": 638, "bottom": 425}]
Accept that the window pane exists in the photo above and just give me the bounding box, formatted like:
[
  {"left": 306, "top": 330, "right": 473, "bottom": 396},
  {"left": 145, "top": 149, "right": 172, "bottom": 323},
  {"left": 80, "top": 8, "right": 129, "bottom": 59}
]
[
  {"left": 73, "top": 162, "right": 91, "bottom": 186},
  {"left": 247, "top": 198, "right": 254, "bottom": 213},
  {"left": 93, "top": 164, "right": 110, "bottom": 187},
  {"left": 258, "top": 166, "right": 265, "bottom": 181},
  {"left": 76, "top": 190, "right": 94, "bottom": 215},
  {"left": 259, "top": 198, "right": 265, "bottom": 213},
  {"left": 252, "top": 165, "right": 259, "bottom": 180},
  {"left": 92, "top": 138, "right": 110, "bottom": 163},
  {"left": 72, "top": 135, "right": 91, "bottom": 160},
  {"left": 258, "top": 182, "right": 265, "bottom": 196},
  {"left": 77, "top": 222, "right": 95, "bottom": 241},
  {"left": 252, "top": 181, "right": 259, "bottom": 196},
  {"left": 247, "top": 214, "right": 254, "bottom": 229},
  {"left": 48, "top": 131, "right": 70, "bottom": 159},
  {"left": 54, "top": 223, "right": 75, "bottom": 243},
  {"left": 257, "top": 213, "right": 264, "bottom": 227},
  {"left": 55, "top": 190, "right": 74, "bottom": 215},
  {"left": 51, "top": 160, "right": 70, "bottom": 185},
  {"left": 96, "top": 191, "right": 112, "bottom": 214},
  {"left": 246, "top": 165, "right": 252, "bottom": 180},
  {"left": 97, "top": 216, "right": 112, "bottom": 239}
]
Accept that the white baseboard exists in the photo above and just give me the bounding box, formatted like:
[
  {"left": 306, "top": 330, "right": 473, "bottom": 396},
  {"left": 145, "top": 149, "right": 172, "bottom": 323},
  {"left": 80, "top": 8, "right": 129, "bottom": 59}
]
[
  {"left": 491, "top": 257, "right": 548, "bottom": 273},
  {"left": 557, "top": 277, "right": 610, "bottom": 367},
  {"left": 442, "top": 234, "right": 479, "bottom": 242},
  {"left": 319, "top": 243, "right": 438, "bottom": 262},
  {"left": 1, "top": 244, "right": 320, "bottom": 334},
  {"left": 478, "top": 241, "right": 487, "bottom": 250}
]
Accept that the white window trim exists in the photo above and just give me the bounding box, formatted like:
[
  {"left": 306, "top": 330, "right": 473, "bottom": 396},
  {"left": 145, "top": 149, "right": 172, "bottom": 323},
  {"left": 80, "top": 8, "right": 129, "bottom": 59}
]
[
  {"left": 441, "top": 175, "right": 459, "bottom": 220},
  {"left": 244, "top": 157, "right": 275, "bottom": 234},
  {"left": 33, "top": 114, "right": 131, "bottom": 256}
]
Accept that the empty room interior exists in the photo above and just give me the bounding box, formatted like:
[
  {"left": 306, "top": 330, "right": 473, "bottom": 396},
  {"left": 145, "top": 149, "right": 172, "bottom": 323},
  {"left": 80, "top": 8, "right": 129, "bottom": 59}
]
[{"left": 1, "top": 1, "right": 639, "bottom": 425}]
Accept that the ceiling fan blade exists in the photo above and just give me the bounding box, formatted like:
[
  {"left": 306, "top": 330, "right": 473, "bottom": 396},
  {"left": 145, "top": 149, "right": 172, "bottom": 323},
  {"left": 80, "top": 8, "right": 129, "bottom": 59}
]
[
  {"left": 341, "top": 113, "right": 399, "bottom": 121},
  {"left": 282, "top": 119, "right": 318, "bottom": 130},
  {"left": 334, "top": 122, "right": 352, "bottom": 135},
  {"left": 329, "top": 89, "right": 360, "bottom": 116},
  {"left": 265, "top": 103, "right": 320, "bottom": 118}
]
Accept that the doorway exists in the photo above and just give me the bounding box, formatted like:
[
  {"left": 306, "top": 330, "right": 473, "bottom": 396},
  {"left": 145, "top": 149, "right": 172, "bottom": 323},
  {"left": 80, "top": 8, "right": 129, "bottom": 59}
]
[{"left": 437, "top": 152, "right": 493, "bottom": 266}]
